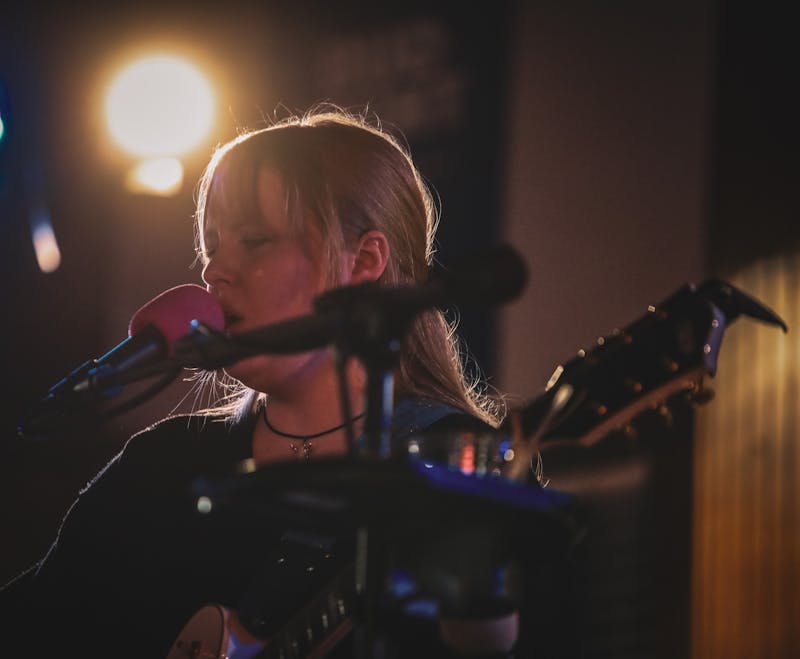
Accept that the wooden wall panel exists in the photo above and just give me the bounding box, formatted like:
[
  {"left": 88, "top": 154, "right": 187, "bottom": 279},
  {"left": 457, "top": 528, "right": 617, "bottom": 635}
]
[{"left": 692, "top": 253, "right": 800, "bottom": 658}]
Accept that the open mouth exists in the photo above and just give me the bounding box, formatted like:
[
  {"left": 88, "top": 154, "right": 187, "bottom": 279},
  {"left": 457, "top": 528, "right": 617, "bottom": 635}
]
[{"left": 223, "top": 312, "right": 244, "bottom": 331}]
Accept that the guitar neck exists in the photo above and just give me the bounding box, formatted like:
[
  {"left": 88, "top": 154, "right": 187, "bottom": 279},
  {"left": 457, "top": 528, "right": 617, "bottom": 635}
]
[
  {"left": 258, "top": 561, "right": 355, "bottom": 659},
  {"left": 505, "top": 278, "right": 787, "bottom": 450}
]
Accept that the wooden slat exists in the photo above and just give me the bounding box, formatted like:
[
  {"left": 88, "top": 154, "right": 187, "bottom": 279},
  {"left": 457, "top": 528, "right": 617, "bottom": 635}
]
[{"left": 692, "top": 254, "right": 800, "bottom": 658}]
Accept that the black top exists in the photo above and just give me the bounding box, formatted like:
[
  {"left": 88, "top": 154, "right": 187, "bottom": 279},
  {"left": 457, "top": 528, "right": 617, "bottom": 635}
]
[
  {"left": 0, "top": 399, "right": 483, "bottom": 656},
  {"left": 1, "top": 398, "right": 576, "bottom": 658}
]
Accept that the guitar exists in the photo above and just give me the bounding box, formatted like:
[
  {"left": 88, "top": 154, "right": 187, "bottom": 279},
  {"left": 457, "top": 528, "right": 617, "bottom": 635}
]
[
  {"left": 167, "top": 559, "right": 355, "bottom": 659},
  {"left": 167, "top": 278, "right": 786, "bottom": 658}
]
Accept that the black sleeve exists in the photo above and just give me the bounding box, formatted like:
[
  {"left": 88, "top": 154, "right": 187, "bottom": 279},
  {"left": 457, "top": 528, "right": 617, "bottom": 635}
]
[{"left": 0, "top": 422, "right": 208, "bottom": 659}]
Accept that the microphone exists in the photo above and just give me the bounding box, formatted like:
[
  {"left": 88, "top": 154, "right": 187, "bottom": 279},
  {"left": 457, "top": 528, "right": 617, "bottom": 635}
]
[
  {"left": 22, "top": 284, "right": 224, "bottom": 433},
  {"left": 84, "top": 283, "right": 224, "bottom": 391},
  {"left": 431, "top": 242, "right": 528, "bottom": 308},
  {"left": 316, "top": 242, "right": 528, "bottom": 312}
]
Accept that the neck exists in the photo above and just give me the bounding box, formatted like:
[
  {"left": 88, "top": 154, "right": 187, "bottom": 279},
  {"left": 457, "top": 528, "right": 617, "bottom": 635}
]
[
  {"left": 263, "top": 403, "right": 366, "bottom": 441},
  {"left": 250, "top": 355, "right": 368, "bottom": 464}
]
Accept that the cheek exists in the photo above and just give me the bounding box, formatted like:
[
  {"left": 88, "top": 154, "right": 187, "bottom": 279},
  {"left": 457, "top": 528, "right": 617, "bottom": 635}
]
[
  {"left": 290, "top": 252, "right": 328, "bottom": 296},
  {"left": 253, "top": 258, "right": 325, "bottom": 318}
]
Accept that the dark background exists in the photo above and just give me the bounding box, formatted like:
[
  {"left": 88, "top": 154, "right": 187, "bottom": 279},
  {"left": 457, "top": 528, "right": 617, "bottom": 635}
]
[{"left": 1, "top": 1, "right": 797, "bottom": 657}]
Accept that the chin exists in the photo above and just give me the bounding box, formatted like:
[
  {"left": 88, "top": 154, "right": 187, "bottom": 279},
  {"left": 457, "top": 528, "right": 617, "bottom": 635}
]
[
  {"left": 222, "top": 351, "right": 324, "bottom": 394},
  {"left": 222, "top": 356, "right": 268, "bottom": 388}
]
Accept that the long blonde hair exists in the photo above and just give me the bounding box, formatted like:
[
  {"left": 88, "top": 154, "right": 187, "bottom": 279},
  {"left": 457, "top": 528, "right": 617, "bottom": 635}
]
[{"left": 193, "top": 107, "right": 504, "bottom": 426}]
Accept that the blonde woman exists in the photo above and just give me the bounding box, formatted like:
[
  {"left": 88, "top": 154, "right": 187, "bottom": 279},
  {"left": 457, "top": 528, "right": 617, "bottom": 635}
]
[{"left": 1, "top": 108, "right": 524, "bottom": 658}]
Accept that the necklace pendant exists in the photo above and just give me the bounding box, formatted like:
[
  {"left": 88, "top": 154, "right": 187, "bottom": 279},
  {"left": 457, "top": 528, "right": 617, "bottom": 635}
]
[{"left": 288, "top": 439, "right": 311, "bottom": 461}]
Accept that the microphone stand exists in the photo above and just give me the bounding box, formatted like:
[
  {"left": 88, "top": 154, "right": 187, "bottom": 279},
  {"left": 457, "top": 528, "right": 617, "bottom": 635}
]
[
  {"left": 314, "top": 285, "right": 411, "bottom": 659},
  {"left": 350, "top": 340, "right": 397, "bottom": 659}
]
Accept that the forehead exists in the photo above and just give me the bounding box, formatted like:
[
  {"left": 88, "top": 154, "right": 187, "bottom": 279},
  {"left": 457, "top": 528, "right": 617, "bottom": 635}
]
[{"left": 203, "top": 164, "right": 288, "bottom": 233}]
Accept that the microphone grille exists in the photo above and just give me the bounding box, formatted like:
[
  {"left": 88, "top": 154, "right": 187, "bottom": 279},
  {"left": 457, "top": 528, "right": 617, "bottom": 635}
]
[
  {"left": 128, "top": 284, "right": 224, "bottom": 352},
  {"left": 441, "top": 243, "right": 529, "bottom": 307}
]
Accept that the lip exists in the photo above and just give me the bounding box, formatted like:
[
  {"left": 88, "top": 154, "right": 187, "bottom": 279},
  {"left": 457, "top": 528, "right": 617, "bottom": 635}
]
[{"left": 221, "top": 307, "right": 244, "bottom": 333}]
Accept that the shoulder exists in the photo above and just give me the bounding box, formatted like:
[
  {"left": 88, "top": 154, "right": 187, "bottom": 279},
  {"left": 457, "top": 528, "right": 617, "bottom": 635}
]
[
  {"left": 94, "top": 412, "right": 254, "bottom": 482},
  {"left": 72, "top": 412, "right": 256, "bottom": 503},
  {"left": 129, "top": 413, "right": 234, "bottom": 445},
  {"left": 114, "top": 414, "right": 219, "bottom": 461},
  {"left": 391, "top": 397, "right": 491, "bottom": 441}
]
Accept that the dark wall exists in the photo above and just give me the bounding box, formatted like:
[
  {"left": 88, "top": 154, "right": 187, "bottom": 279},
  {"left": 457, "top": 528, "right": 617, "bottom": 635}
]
[
  {"left": 497, "top": 0, "right": 712, "bottom": 398},
  {"left": 709, "top": 1, "right": 800, "bottom": 273}
]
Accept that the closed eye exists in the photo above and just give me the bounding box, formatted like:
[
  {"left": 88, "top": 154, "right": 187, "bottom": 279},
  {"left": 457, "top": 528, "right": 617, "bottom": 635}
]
[
  {"left": 241, "top": 236, "right": 271, "bottom": 249},
  {"left": 200, "top": 232, "right": 218, "bottom": 261}
]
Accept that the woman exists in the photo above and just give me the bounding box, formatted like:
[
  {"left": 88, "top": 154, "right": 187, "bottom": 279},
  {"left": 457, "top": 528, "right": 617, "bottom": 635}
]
[
  {"left": 193, "top": 107, "right": 502, "bottom": 460},
  {"left": 1, "top": 108, "right": 518, "bottom": 658}
]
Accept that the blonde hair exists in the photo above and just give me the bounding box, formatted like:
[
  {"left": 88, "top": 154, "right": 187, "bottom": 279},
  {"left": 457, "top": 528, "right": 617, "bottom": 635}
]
[{"left": 193, "top": 107, "right": 504, "bottom": 426}]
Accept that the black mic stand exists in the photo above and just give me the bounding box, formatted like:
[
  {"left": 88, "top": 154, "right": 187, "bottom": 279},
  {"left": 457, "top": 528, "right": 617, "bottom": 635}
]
[{"left": 314, "top": 284, "right": 411, "bottom": 659}]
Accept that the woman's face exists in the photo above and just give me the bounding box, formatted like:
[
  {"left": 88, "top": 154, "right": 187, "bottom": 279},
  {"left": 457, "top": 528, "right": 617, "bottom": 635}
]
[{"left": 201, "top": 167, "right": 344, "bottom": 395}]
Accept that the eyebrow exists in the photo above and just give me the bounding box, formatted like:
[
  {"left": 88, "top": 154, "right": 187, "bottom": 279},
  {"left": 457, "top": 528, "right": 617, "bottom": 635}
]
[{"left": 204, "top": 214, "right": 263, "bottom": 232}]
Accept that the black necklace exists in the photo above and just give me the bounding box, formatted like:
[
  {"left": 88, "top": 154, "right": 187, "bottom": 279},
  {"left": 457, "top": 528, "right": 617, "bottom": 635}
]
[{"left": 262, "top": 404, "right": 366, "bottom": 460}]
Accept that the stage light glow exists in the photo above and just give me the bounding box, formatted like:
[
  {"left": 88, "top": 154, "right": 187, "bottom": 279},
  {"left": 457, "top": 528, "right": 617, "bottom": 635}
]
[
  {"left": 1, "top": 78, "right": 10, "bottom": 146},
  {"left": 126, "top": 157, "right": 184, "bottom": 195},
  {"left": 459, "top": 439, "right": 475, "bottom": 475},
  {"left": 104, "top": 54, "right": 215, "bottom": 158},
  {"left": 30, "top": 212, "right": 62, "bottom": 274}
]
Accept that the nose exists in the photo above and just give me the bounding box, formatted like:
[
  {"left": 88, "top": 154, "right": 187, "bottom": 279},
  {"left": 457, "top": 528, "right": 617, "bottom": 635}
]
[{"left": 201, "top": 250, "right": 233, "bottom": 289}]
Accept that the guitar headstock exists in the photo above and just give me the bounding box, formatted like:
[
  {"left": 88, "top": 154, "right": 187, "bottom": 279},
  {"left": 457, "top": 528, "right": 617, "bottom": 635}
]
[{"left": 505, "top": 279, "right": 786, "bottom": 454}]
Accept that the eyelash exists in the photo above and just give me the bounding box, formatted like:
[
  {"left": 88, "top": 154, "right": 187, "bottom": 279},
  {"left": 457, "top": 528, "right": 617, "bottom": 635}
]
[
  {"left": 198, "top": 234, "right": 271, "bottom": 261},
  {"left": 242, "top": 236, "right": 270, "bottom": 248}
]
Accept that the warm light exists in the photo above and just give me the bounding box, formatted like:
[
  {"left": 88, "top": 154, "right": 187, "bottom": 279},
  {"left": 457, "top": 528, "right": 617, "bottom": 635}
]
[
  {"left": 104, "top": 54, "right": 215, "bottom": 157},
  {"left": 125, "top": 157, "right": 184, "bottom": 195},
  {"left": 459, "top": 437, "right": 475, "bottom": 475},
  {"left": 31, "top": 219, "right": 62, "bottom": 273}
]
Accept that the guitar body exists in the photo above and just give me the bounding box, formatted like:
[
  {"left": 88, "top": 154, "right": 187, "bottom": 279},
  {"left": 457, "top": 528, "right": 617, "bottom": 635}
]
[
  {"left": 168, "top": 604, "right": 277, "bottom": 659},
  {"left": 168, "top": 555, "right": 355, "bottom": 659},
  {"left": 168, "top": 600, "right": 353, "bottom": 659}
]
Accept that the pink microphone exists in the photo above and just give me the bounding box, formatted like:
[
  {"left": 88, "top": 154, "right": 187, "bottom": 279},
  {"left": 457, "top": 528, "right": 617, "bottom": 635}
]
[
  {"left": 22, "top": 284, "right": 224, "bottom": 433},
  {"left": 56, "top": 284, "right": 223, "bottom": 395},
  {"left": 128, "top": 284, "right": 224, "bottom": 354}
]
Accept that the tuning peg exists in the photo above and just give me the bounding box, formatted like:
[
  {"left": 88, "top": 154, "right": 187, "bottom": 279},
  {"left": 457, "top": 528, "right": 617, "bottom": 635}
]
[
  {"left": 624, "top": 378, "right": 643, "bottom": 394},
  {"left": 686, "top": 381, "right": 715, "bottom": 406},
  {"left": 657, "top": 404, "right": 674, "bottom": 427},
  {"left": 662, "top": 358, "right": 680, "bottom": 373},
  {"left": 647, "top": 304, "right": 669, "bottom": 320},
  {"left": 622, "top": 423, "right": 639, "bottom": 447}
]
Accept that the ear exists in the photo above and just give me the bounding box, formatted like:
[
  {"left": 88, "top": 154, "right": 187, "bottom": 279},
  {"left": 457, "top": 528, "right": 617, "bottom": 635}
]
[{"left": 349, "top": 230, "right": 390, "bottom": 284}]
